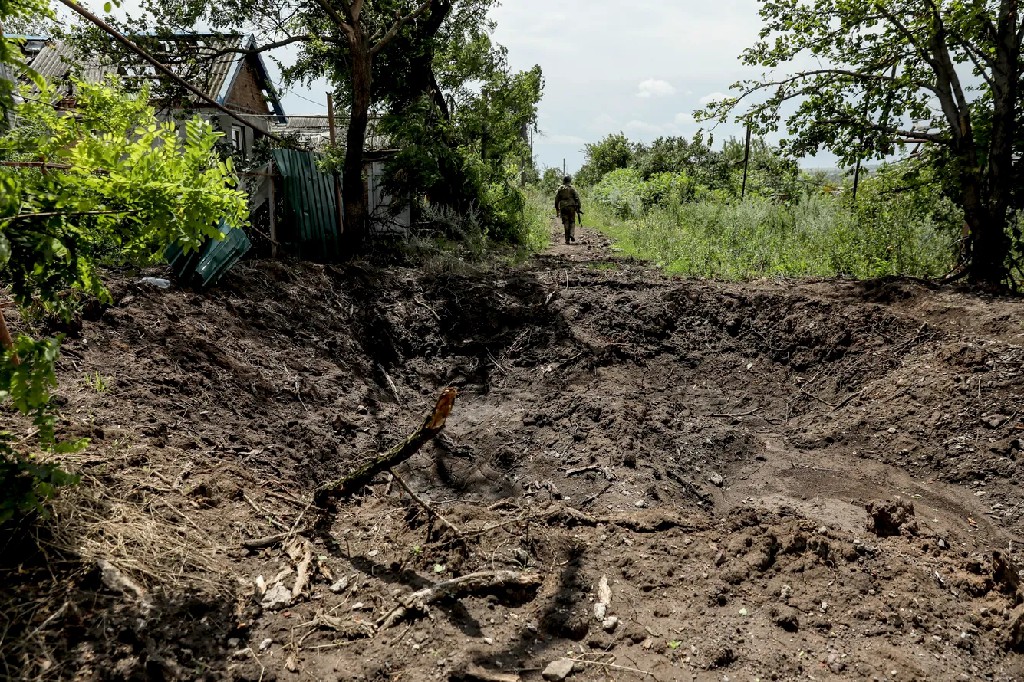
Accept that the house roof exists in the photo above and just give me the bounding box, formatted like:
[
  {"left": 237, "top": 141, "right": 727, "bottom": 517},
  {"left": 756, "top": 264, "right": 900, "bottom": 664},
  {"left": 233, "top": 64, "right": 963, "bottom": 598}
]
[
  {"left": 272, "top": 115, "right": 394, "bottom": 152},
  {"left": 21, "top": 33, "right": 285, "bottom": 123}
]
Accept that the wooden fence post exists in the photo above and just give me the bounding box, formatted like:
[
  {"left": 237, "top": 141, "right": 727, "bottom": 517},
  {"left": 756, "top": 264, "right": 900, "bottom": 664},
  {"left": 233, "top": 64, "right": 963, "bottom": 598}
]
[{"left": 327, "top": 92, "right": 344, "bottom": 241}]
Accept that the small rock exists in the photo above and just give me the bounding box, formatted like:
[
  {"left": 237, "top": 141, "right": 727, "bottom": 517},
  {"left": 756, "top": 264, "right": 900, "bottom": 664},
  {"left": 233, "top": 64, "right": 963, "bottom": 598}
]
[
  {"left": 260, "top": 584, "right": 292, "bottom": 611},
  {"left": 542, "top": 658, "right": 575, "bottom": 681},
  {"left": 865, "top": 498, "right": 918, "bottom": 536},
  {"left": 827, "top": 652, "right": 846, "bottom": 673},
  {"left": 708, "top": 473, "right": 725, "bottom": 488},
  {"left": 769, "top": 605, "right": 800, "bottom": 632},
  {"left": 938, "top": 538, "right": 949, "bottom": 550},
  {"left": 602, "top": 616, "right": 619, "bottom": 632},
  {"left": 330, "top": 577, "right": 349, "bottom": 594},
  {"left": 137, "top": 277, "right": 171, "bottom": 289},
  {"left": 258, "top": 638, "right": 273, "bottom": 652},
  {"left": 985, "top": 415, "right": 1008, "bottom": 429},
  {"left": 227, "top": 638, "right": 240, "bottom": 649},
  {"left": 634, "top": 499, "right": 647, "bottom": 509}
]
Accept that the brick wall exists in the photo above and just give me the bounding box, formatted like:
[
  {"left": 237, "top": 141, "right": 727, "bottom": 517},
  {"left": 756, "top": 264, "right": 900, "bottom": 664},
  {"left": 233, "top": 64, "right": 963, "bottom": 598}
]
[{"left": 225, "top": 59, "right": 272, "bottom": 119}]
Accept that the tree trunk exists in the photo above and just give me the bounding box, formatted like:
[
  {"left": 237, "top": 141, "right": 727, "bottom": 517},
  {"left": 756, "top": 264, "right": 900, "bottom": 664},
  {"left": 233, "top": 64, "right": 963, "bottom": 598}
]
[
  {"left": 341, "top": 25, "right": 373, "bottom": 254},
  {"left": 971, "top": 0, "right": 1020, "bottom": 285}
]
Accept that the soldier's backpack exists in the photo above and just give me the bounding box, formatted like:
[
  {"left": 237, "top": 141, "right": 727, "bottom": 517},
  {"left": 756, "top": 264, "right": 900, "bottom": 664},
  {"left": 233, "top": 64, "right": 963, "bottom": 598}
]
[{"left": 556, "top": 185, "right": 578, "bottom": 210}]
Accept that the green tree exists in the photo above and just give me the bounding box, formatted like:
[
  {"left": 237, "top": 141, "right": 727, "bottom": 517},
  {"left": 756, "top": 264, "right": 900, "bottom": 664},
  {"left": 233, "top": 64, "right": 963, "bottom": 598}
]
[
  {"left": 127, "top": 0, "right": 523, "bottom": 251},
  {"left": 0, "top": 74, "right": 247, "bottom": 521},
  {"left": 338, "top": 1, "right": 543, "bottom": 241},
  {"left": 576, "top": 133, "right": 635, "bottom": 186},
  {"left": 701, "top": 0, "right": 1024, "bottom": 285}
]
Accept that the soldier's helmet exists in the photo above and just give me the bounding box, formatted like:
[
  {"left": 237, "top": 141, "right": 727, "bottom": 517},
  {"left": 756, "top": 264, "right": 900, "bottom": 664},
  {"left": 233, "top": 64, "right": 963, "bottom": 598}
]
[{"left": 563, "top": 175, "right": 572, "bottom": 184}]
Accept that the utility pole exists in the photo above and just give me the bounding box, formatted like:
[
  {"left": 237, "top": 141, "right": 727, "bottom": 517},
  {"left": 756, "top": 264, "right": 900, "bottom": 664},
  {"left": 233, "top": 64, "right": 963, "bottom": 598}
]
[
  {"left": 741, "top": 124, "right": 752, "bottom": 200},
  {"left": 852, "top": 156, "right": 862, "bottom": 202}
]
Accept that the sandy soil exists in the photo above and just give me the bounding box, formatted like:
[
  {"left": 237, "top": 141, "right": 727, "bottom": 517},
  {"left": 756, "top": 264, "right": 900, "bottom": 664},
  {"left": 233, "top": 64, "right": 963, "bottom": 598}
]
[{"left": 3, "top": 217, "right": 1024, "bottom": 681}]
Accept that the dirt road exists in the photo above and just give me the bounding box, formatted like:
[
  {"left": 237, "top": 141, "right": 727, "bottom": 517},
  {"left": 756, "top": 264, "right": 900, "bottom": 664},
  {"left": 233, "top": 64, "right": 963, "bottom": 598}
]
[{"left": 4, "top": 217, "right": 1024, "bottom": 680}]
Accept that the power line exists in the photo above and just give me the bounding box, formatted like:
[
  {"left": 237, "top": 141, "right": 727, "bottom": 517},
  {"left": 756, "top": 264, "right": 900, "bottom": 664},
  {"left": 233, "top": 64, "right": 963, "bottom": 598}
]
[{"left": 281, "top": 88, "right": 326, "bottom": 108}]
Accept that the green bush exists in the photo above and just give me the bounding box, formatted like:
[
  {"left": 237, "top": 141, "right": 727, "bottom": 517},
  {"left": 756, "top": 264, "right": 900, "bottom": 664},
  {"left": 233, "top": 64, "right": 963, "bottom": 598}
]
[
  {"left": 590, "top": 168, "right": 645, "bottom": 218},
  {"left": 1, "top": 77, "right": 248, "bottom": 523}
]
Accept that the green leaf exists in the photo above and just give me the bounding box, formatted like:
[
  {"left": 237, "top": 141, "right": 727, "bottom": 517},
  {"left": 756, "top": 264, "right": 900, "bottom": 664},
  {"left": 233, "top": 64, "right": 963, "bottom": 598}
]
[{"left": 103, "top": 1, "right": 112, "bottom": 12}]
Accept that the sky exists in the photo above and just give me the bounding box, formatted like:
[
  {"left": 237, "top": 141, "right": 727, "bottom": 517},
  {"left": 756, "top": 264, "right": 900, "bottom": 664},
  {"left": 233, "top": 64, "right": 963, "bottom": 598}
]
[
  {"left": 488, "top": 0, "right": 768, "bottom": 174},
  {"left": 70, "top": 0, "right": 834, "bottom": 173},
  {"left": 271, "top": 0, "right": 779, "bottom": 175}
]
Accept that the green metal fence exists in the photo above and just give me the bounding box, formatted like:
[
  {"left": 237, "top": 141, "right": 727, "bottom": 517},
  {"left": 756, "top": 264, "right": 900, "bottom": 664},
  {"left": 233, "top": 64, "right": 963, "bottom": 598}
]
[{"left": 272, "top": 148, "right": 341, "bottom": 261}]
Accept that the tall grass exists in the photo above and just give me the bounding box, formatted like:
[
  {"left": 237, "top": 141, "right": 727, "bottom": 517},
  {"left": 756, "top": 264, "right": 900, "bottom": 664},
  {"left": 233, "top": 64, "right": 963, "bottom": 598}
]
[
  {"left": 589, "top": 193, "right": 957, "bottom": 280},
  {"left": 522, "top": 189, "right": 552, "bottom": 252}
]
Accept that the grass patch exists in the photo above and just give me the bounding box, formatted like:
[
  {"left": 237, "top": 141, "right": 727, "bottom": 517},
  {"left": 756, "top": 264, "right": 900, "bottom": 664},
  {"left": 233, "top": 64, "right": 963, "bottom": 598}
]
[{"left": 585, "top": 194, "right": 957, "bottom": 280}]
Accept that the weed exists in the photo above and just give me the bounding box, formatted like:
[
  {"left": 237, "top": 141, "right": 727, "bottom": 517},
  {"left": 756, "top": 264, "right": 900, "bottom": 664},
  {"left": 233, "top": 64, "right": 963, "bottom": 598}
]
[
  {"left": 84, "top": 371, "right": 109, "bottom": 393},
  {"left": 586, "top": 193, "right": 955, "bottom": 280}
]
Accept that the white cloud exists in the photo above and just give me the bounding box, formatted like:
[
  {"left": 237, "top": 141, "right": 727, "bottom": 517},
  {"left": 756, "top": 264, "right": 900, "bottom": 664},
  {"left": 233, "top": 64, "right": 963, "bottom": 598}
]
[
  {"left": 674, "top": 112, "right": 696, "bottom": 125},
  {"left": 636, "top": 79, "right": 677, "bottom": 99},
  {"left": 488, "top": 0, "right": 767, "bottom": 171},
  {"left": 587, "top": 113, "right": 619, "bottom": 133},
  {"left": 625, "top": 120, "right": 667, "bottom": 136},
  {"left": 698, "top": 92, "right": 728, "bottom": 106}
]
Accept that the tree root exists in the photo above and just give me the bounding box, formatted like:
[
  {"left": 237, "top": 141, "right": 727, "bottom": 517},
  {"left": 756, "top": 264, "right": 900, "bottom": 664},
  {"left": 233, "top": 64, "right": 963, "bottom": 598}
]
[
  {"left": 315, "top": 387, "right": 457, "bottom": 506},
  {"left": 377, "top": 570, "right": 542, "bottom": 629}
]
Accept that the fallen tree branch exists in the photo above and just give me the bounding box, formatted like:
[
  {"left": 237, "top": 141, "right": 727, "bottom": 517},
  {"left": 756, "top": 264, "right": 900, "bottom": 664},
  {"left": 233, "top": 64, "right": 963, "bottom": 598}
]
[
  {"left": 390, "top": 469, "right": 463, "bottom": 538},
  {"left": 566, "top": 464, "right": 601, "bottom": 477},
  {"left": 378, "top": 570, "right": 542, "bottom": 629},
  {"left": 568, "top": 657, "right": 654, "bottom": 678},
  {"left": 291, "top": 540, "right": 314, "bottom": 599},
  {"left": 242, "top": 530, "right": 310, "bottom": 550},
  {"left": 710, "top": 405, "right": 759, "bottom": 418},
  {"left": 244, "top": 493, "right": 288, "bottom": 531},
  {"left": 315, "top": 388, "right": 457, "bottom": 505}
]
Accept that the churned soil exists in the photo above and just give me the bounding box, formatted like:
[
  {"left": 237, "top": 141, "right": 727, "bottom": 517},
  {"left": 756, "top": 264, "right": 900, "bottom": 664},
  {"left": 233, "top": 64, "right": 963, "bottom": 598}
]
[{"left": 3, "top": 218, "right": 1024, "bottom": 681}]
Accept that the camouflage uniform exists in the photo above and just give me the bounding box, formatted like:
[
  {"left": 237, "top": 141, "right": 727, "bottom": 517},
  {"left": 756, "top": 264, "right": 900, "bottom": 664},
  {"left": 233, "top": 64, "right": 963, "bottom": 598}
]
[{"left": 554, "top": 179, "right": 581, "bottom": 244}]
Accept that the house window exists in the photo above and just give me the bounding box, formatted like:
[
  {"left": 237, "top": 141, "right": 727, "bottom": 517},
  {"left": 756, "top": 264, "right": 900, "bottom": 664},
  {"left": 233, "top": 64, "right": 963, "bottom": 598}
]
[{"left": 231, "top": 125, "right": 244, "bottom": 155}]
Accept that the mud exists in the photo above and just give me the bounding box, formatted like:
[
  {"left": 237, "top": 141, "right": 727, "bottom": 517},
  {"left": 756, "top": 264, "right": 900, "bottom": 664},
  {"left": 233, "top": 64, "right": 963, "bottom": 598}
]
[{"left": 3, "top": 219, "right": 1024, "bottom": 681}]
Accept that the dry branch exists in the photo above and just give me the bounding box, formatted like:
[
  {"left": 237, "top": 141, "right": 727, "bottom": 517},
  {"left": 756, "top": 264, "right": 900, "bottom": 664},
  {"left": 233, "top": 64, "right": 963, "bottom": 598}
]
[
  {"left": 242, "top": 530, "right": 307, "bottom": 550},
  {"left": 378, "top": 570, "right": 542, "bottom": 629},
  {"left": 390, "top": 470, "right": 463, "bottom": 537},
  {"left": 315, "top": 388, "right": 457, "bottom": 505},
  {"left": 290, "top": 540, "right": 314, "bottom": 599}
]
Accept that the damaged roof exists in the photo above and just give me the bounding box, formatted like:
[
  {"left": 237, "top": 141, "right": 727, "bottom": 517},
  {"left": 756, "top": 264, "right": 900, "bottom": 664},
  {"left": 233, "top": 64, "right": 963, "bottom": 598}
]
[{"left": 20, "top": 33, "right": 285, "bottom": 122}]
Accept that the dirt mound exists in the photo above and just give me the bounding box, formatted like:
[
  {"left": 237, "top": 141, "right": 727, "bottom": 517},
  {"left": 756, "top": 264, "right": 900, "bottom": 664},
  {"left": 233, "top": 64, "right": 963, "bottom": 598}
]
[{"left": 3, "top": 220, "right": 1024, "bottom": 680}]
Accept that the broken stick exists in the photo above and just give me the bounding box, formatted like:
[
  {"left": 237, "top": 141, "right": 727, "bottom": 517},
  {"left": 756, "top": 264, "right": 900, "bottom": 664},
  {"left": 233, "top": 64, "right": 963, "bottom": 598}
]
[
  {"left": 390, "top": 470, "right": 463, "bottom": 537},
  {"left": 378, "top": 570, "right": 542, "bottom": 629},
  {"left": 315, "top": 388, "right": 458, "bottom": 506}
]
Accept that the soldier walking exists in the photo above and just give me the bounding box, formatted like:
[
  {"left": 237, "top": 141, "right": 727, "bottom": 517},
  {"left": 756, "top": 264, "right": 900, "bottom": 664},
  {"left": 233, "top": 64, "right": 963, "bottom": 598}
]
[{"left": 554, "top": 176, "right": 582, "bottom": 245}]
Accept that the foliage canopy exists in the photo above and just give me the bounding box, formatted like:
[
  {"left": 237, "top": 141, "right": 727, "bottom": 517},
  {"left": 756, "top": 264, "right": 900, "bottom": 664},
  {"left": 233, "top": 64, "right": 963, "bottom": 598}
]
[{"left": 700, "top": 0, "right": 1024, "bottom": 286}]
